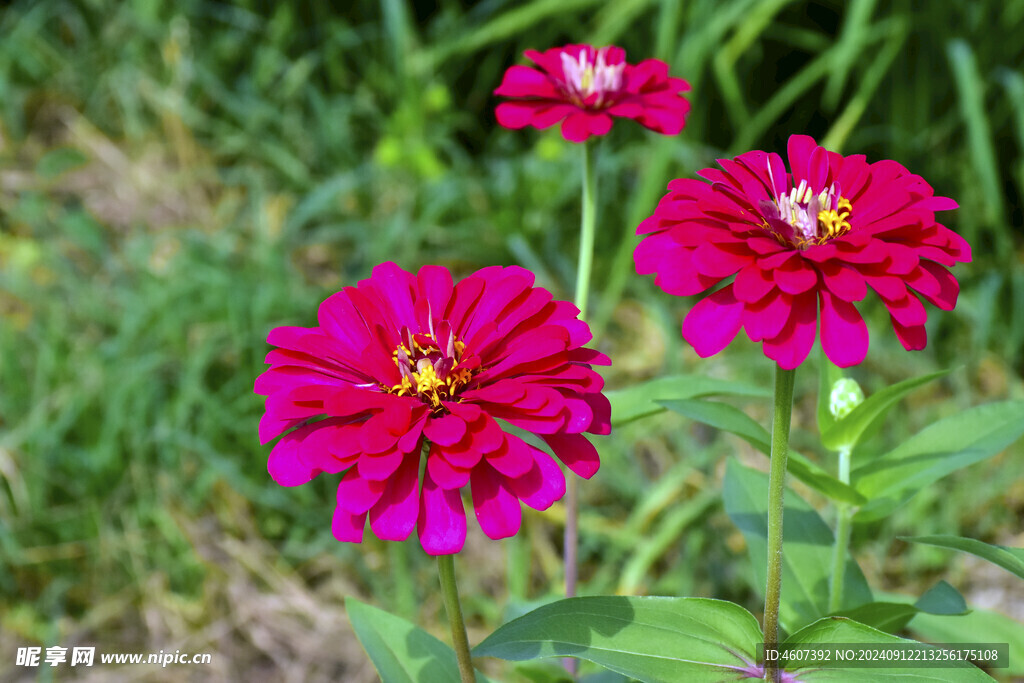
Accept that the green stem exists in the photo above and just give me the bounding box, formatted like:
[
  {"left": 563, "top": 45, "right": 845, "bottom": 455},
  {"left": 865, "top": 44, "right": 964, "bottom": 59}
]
[
  {"left": 763, "top": 366, "right": 796, "bottom": 683},
  {"left": 574, "top": 140, "right": 598, "bottom": 317},
  {"left": 561, "top": 139, "right": 597, "bottom": 681},
  {"left": 437, "top": 555, "right": 475, "bottom": 683},
  {"left": 828, "top": 447, "right": 853, "bottom": 613}
]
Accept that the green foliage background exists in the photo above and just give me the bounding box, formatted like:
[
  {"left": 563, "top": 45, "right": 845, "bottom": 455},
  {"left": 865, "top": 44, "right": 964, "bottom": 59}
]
[{"left": 1, "top": 0, "right": 1022, "bottom": 680}]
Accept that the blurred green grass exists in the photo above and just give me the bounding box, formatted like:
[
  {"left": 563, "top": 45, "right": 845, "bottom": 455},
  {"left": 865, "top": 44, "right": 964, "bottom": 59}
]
[{"left": 1, "top": 0, "right": 1023, "bottom": 680}]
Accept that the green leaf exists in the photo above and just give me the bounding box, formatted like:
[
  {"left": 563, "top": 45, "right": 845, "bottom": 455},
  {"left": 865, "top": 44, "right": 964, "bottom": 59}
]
[
  {"left": 834, "top": 582, "right": 967, "bottom": 634},
  {"left": 834, "top": 602, "right": 919, "bottom": 634},
  {"left": 345, "top": 597, "right": 492, "bottom": 683},
  {"left": 723, "top": 460, "right": 872, "bottom": 633},
  {"left": 902, "top": 535, "right": 1024, "bottom": 581},
  {"left": 911, "top": 607, "right": 1024, "bottom": 678},
  {"left": 786, "top": 617, "right": 994, "bottom": 680},
  {"left": 607, "top": 374, "right": 769, "bottom": 426},
  {"left": 659, "top": 398, "right": 770, "bottom": 450},
  {"left": 913, "top": 580, "right": 969, "bottom": 616},
  {"left": 474, "top": 596, "right": 763, "bottom": 682},
  {"left": 816, "top": 354, "right": 845, "bottom": 437},
  {"left": 661, "top": 398, "right": 865, "bottom": 505},
  {"left": 820, "top": 369, "right": 950, "bottom": 452},
  {"left": 853, "top": 401, "right": 1024, "bottom": 521}
]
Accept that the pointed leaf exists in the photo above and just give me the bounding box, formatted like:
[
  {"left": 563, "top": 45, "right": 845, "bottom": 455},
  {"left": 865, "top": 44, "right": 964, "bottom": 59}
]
[
  {"left": 474, "top": 596, "right": 764, "bottom": 682},
  {"left": 662, "top": 399, "right": 865, "bottom": 505},
  {"left": 853, "top": 401, "right": 1024, "bottom": 521},
  {"left": 723, "top": 460, "right": 872, "bottom": 633},
  {"left": 902, "top": 535, "right": 1024, "bottom": 581},
  {"left": 820, "top": 369, "right": 951, "bottom": 451},
  {"left": 835, "top": 581, "right": 968, "bottom": 634},
  {"left": 786, "top": 617, "right": 994, "bottom": 681},
  {"left": 914, "top": 580, "right": 969, "bottom": 615},
  {"left": 911, "top": 608, "right": 1024, "bottom": 679},
  {"left": 346, "top": 597, "right": 493, "bottom": 683},
  {"left": 608, "top": 374, "right": 769, "bottom": 426}
]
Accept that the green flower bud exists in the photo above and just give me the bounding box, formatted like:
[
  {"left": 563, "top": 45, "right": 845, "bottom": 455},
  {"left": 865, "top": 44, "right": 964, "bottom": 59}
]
[{"left": 829, "top": 378, "right": 864, "bottom": 420}]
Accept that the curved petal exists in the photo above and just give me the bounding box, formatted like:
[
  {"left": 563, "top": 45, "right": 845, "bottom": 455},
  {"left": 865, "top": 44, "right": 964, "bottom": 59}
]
[
  {"left": 417, "top": 469, "right": 466, "bottom": 555},
  {"left": 368, "top": 452, "right": 420, "bottom": 541},
  {"left": 682, "top": 285, "right": 744, "bottom": 358},
  {"left": 470, "top": 464, "right": 522, "bottom": 540},
  {"left": 819, "top": 290, "right": 869, "bottom": 368}
]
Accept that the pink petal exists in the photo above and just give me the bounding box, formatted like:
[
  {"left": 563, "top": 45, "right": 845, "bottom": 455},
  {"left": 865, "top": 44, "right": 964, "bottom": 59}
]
[
  {"left": 820, "top": 262, "right": 867, "bottom": 302},
  {"left": 336, "top": 469, "right": 387, "bottom": 514},
  {"left": 505, "top": 449, "right": 565, "bottom": 511},
  {"left": 891, "top": 317, "right": 927, "bottom": 350},
  {"left": 470, "top": 464, "right": 522, "bottom": 540},
  {"left": 494, "top": 65, "right": 559, "bottom": 97},
  {"left": 485, "top": 433, "right": 535, "bottom": 478},
  {"left": 267, "top": 424, "right": 319, "bottom": 486},
  {"left": 561, "top": 111, "right": 611, "bottom": 142},
  {"left": 368, "top": 452, "right": 420, "bottom": 541},
  {"left": 762, "top": 291, "right": 818, "bottom": 370},
  {"left": 357, "top": 448, "right": 405, "bottom": 481},
  {"left": 542, "top": 433, "right": 600, "bottom": 479},
  {"left": 733, "top": 265, "right": 775, "bottom": 303},
  {"left": 742, "top": 290, "right": 791, "bottom": 342},
  {"left": 819, "top": 290, "right": 869, "bottom": 368},
  {"left": 773, "top": 258, "right": 819, "bottom": 295},
  {"left": 495, "top": 101, "right": 543, "bottom": 129},
  {"left": 427, "top": 445, "right": 473, "bottom": 489},
  {"left": 417, "top": 470, "right": 466, "bottom": 555},
  {"left": 787, "top": 135, "right": 819, "bottom": 186},
  {"left": 424, "top": 413, "right": 467, "bottom": 447},
  {"left": 682, "top": 285, "right": 744, "bottom": 358},
  {"left": 332, "top": 508, "right": 366, "bottom": 543}
]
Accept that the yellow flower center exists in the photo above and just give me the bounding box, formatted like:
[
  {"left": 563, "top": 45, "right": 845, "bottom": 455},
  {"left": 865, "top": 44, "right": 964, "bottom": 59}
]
[{"left": 384, "top": 328, "right": 476, "bottom": 410}]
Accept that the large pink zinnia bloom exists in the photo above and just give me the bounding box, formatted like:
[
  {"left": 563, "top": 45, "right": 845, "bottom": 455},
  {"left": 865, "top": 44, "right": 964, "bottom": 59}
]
[
  {"left": 255, "top": 262, "right": 611, "bottom": 555},
  {"left": 634, "top": 135, "right": 971, "bottom": 369},
  {"left": 494, "top": 44, "right": 690, "bottom": 143}
]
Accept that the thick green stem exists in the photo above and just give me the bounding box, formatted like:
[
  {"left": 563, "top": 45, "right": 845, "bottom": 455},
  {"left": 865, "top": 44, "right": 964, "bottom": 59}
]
[
  {"left": 828, "top": 447, "right": 853, "bottom": 613},
  {"left": 437, "top": 555, "right": 475, "bottom": 683},
  {"left": 763, "top": 366, "right": 796, "bottom": 683}
]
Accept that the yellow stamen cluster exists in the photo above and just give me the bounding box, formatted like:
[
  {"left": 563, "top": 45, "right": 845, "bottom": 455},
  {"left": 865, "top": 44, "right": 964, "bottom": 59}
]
[
  {"left": 816, "top": 197, "right": 853, "bottom": 242},
  {"left": 387, "top": 334, "right": 472, "bottom": 409}
]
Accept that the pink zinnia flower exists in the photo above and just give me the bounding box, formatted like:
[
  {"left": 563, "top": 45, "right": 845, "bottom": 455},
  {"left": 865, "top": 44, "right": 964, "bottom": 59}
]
[
  {"left": 634, "top": 135, "right": 971, "bottom": 369},
  {"left": 255, "top": 262, "right": 611, "bottom": 555},
  {"left": 494, "top": 44, "right": 690, "bottom": 143}
]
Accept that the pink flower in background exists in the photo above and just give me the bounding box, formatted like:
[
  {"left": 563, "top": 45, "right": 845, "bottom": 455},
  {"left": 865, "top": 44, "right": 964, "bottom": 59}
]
[
  {"left": 255, "top": 262, "right": 610, "bottom": 555},
  {"left": 635, "top": 135, "right": 970, "bottom": 369},
  {"left": 494, "top": 44, "right": 690, "bottom": 142}
]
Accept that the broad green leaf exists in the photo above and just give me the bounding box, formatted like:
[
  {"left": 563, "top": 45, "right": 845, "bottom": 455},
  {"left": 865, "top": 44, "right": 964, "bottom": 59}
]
[
  {"left": 607, "top": 374, "right": 769, "bottom": 426},
  {"left": 474, "top": 596, "right": 763, "bottom": 682},
  {"left": 786, "top": 617, "right": 994, "bottom": 681},
  {"left": 820, "top": 369, "right": 950, "bottom": 452},
  {"left": 723, "top": 460, "right": 872, "bottom": 633},
  {"left": 902, "top": 535, "right": 1024, "bottom": 581},
  {"left": 835, "top": 582, "right": 967, "bottom": 634},
  {"left": 911, "top": 607, "right": 1024, "bottom": 679},
  {"left": 852, "top": 401, "right": 1024, "bottom": 521},
  {"left": 345, "top": 597, "right": 492, "bottom": 683},
  {"left": 661, "top": 399, "right": 865, "bottom": 505}
]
